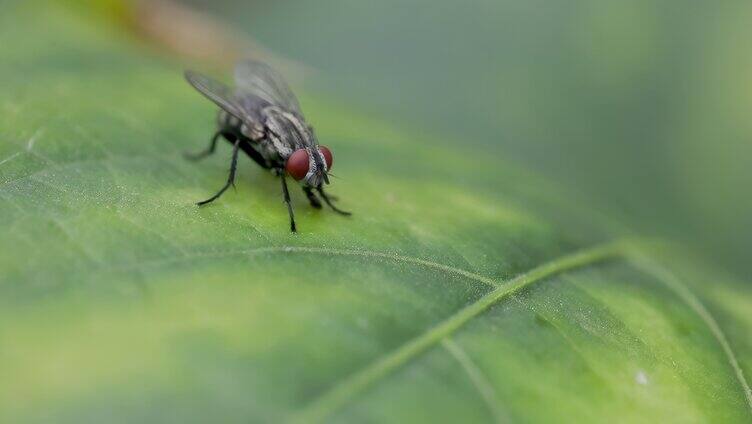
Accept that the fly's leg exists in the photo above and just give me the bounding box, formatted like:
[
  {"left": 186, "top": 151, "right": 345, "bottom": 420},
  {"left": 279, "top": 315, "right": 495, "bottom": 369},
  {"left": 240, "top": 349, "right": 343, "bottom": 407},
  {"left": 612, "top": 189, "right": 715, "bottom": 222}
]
[
  {"left": 196, "top": 138, "right": 240, "bottom": 206},
  {"left": 185, "top": 131, "right": 223, "bottom": 161},
  {"left": 317, "top": 187, "right": 351, "bottom": 216},
  {"left": 280, "top": 172, "right": 297, "bottom": 232},
  {"left": 303, "top": 187, "right": 322, "bottom": 209}
]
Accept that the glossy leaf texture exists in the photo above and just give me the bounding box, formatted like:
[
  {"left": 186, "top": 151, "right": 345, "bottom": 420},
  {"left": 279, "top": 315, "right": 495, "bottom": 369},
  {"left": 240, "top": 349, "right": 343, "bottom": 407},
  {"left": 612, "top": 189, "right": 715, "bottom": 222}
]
[{"left": 0, "top": 2, "right": 750, "bottom": 423}]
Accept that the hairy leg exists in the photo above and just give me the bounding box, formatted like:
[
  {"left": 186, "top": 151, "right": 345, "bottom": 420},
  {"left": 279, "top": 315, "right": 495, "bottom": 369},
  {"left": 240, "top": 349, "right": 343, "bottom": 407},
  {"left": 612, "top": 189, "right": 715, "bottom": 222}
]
[
  {"left": 184, "top": 131, "right": 224, "bottom": 161},
  {"left": 303, "top": 187, "right": 322, "bottom": 209},
  {"left": 317, "top": 187, "right": 351, "bottom": 216},
  {"left": 196, "top": 138, "right": 240, "bottom": 206}
]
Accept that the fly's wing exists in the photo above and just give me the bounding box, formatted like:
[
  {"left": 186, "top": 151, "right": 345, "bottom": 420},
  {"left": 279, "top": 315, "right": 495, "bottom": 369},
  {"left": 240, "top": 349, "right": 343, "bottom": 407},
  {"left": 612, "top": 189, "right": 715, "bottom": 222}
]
[
  {"left": 234, "top": 60, "right": 303, "bottom": 116},
  {"left": 185, "top": 70, "right": 256, "bottom": 123}
]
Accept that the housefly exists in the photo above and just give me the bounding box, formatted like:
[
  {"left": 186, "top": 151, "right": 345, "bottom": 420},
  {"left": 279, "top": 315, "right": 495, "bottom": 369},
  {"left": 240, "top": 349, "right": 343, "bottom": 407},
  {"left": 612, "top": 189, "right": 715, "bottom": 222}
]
[{"left": 184, "top": 60, "right": 350, "bottom": 232}]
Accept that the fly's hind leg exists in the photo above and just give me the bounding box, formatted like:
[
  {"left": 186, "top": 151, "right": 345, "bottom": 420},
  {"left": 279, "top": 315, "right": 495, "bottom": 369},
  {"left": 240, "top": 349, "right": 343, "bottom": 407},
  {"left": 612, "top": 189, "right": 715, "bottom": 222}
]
[
  {"left": 185, "top": 131, "right": 223, "bottom": 161},
  {"left": 317, "top": 187, "right": 351, "bottom": 216},
  {"left": 196, "top": 138, "right": 240, "bottom": 206},
  {"left": 303, "top": 187, "right": 322, "bottom": 209}
]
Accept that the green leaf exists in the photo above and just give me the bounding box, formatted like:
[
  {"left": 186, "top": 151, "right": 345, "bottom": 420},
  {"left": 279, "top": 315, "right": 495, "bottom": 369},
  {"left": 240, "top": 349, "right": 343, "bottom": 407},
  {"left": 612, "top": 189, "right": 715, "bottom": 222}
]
[{"left": 1, "top": 2, "right": 751, "bottom": 423}]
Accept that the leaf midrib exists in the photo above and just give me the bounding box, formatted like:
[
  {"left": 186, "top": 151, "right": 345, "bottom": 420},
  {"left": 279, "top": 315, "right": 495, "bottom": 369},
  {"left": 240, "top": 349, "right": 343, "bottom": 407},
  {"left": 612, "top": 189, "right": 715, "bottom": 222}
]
[
  {"left": 282, "top": 241, "right": 752, "bottom": 422},
  {"left": 290, "top": 241, "right": 626, "bottom": 423}
]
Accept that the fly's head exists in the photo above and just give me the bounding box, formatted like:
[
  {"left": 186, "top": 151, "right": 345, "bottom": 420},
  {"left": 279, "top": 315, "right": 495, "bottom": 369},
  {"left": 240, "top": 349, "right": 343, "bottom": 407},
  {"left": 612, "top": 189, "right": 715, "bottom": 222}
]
[
  {"left": 264, "top": 108, "right": 332, "bottom": 187},
  {"left": 285, "top": 145, "right": 333, "bottom": 188}
]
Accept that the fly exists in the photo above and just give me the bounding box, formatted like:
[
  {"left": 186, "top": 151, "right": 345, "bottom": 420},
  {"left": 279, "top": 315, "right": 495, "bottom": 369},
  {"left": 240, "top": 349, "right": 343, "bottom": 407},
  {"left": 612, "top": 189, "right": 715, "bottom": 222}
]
[{"left": 184, "top": 60, "right": 350, "bottom": 232}]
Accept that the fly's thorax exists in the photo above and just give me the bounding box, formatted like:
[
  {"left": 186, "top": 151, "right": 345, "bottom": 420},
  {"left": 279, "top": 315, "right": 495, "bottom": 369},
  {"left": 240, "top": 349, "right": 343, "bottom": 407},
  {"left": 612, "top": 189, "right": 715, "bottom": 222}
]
[
  {"left": 240, "top": 122, "right": 265, "bottom": 140},
  {"left": 262, "top": 106, "right": 315, "bottom": 150},
  {"left": 256, "top": 138, "right": 283, "bottom": 164}
]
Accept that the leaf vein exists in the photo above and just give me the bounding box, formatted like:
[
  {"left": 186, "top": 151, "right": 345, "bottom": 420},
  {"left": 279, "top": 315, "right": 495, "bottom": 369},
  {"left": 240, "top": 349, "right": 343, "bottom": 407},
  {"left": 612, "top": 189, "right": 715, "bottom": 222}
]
[
  {"left": 0, "top": 151, "right": 21, "bottom": 168},
  {"left": 112, "top": 246, "right": 500, "bottom": 289},
  {"left": 442, "top": 337, "right": 508, "bottom": 423},
  {"left": 628, "top": 253, "right": 752, "bottom": 414}
]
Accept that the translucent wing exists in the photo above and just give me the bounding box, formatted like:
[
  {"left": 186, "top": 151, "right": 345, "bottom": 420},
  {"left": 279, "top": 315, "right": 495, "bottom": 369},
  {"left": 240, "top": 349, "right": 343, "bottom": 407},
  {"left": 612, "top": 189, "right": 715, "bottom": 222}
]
[
  {"left": 185, "top": 70, "right": 255, "bottom": 123},
  {"left": 234, "top": 60, "right": 303, "bottom": 115}
]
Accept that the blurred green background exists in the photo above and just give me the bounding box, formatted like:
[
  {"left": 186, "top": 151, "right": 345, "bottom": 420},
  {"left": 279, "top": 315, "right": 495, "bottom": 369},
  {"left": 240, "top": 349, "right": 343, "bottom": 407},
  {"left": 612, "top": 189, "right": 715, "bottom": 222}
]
[{"left": 182, "top": 0, "right": 752, "bottom": 276}]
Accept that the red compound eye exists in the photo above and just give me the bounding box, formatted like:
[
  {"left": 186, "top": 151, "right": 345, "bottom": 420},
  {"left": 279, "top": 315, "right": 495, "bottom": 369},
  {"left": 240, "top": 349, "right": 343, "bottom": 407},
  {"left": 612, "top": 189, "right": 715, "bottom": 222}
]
[
  {"left": 285, "top": 149, "right": 309, "bottom": 180},
  {"left": 319, "top": 145, "right": 333, "bottom": 170}
]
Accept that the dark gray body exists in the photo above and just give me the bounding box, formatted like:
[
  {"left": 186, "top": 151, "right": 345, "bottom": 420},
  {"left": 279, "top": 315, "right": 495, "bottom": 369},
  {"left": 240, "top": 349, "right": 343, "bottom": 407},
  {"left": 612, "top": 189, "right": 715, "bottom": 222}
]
[
  {"left": 188, "top": 60, "right": 328, "bottom": 187},
  {"left": 185, "top": 60, "right": 347, "bottom": 232}
]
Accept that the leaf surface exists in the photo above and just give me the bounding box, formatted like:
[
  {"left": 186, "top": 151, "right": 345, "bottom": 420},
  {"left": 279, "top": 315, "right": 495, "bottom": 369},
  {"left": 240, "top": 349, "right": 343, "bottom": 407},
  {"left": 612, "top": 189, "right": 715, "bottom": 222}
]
[{"left": 0, "top": 2, "right": 751, "bottom": 423}]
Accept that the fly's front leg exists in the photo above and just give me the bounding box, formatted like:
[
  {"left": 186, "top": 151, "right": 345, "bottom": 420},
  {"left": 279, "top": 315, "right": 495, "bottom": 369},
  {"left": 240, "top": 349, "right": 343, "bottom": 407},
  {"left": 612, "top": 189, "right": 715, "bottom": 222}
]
[
  {"left": 279, "top": 171, "right": 297, "bottom": 232},
  {"left": 185, "top": 131, "right": 224, "bottom": 161},
  {"left": 196, "top": 137, "right": 240, "bottom": 206},
  {"left": 303, "top": 187, "right": 322, "bottom": 209},
  {"left": 317, "top": 187, "right": 351, "bottom": 216}
]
